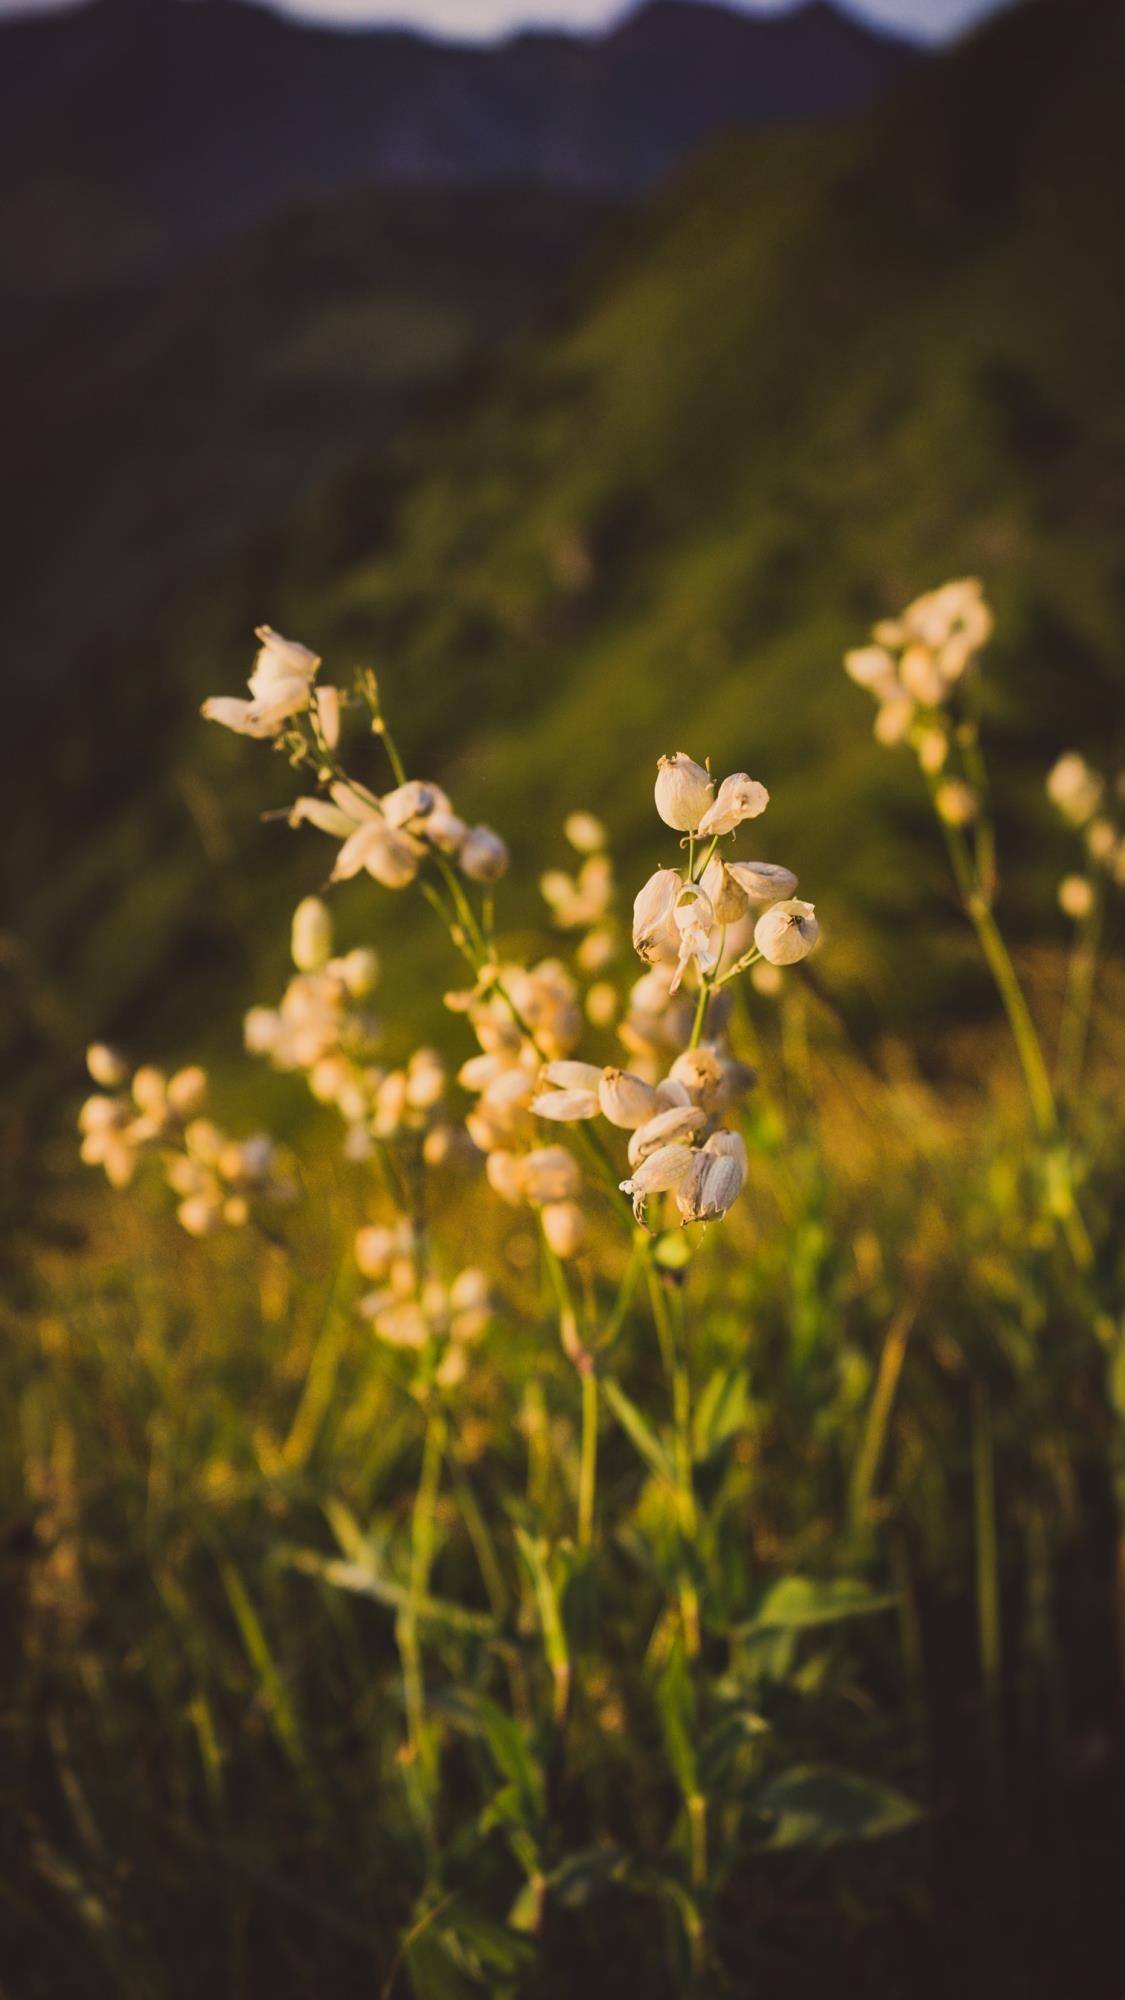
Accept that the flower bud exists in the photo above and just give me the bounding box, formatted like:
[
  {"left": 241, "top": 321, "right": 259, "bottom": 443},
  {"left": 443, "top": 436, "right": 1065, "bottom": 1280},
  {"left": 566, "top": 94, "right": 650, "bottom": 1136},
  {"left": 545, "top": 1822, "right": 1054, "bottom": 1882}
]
[
  {"left": 632, "top": 868, "right": 680, "bottom": 963},
  {"left": 654, "top": 753, "right": 714, "bottom": 832},
  {"left": 598, "top": 1066, "right": 660, "bottom": 1129},
  {"left": 1058, "top": 874, "right": 1094, "bottom": 920},
  {"left": 753, "top": 899, "right": 819, "bottom": 966},
  {"left": 339, "top": 947, "right": 379, "bottom": 998},
  {"left": 697, "top": 772, "right": 769, "bottom": 838},
  {"left": 291, "top": 896, "right": 333, "bottom": 973},
  {"left": 460, "top": 825, "right": 510, "bottom": 883},
  {"left": 541, "top": 1200, "right": 587, "bottom": 1259},
  {"left": 167, "top": 1066, "right": 208, "bottom": 1118},
  {"left": 178, "top": 1195, "right": 223, "bottom": 1238},
  {"left": 132, "top": 1066, "right": 167, "bottom": 1114},
  {"left": 873, "top": 697, "right": 915, "bottom": 746},
  {"left": 86, "top": 1043, "right": 127, "bottom": 1089},
  {"left": 1046, "top": 752, "right": 1103, "bottom": 828},
  {"left": 935, "top": 779, "right": 978, "bottom": 827},
  {"left": 898, "top": 645, "right": 947, "bottom": 707},
  {"left": 244, "top": 1006, "right": 280, "bottom": 1054},
  {"left": 524, "top": 1146, "right": 582, "bottom": 1205},
  {"left": 565, "top": 811, "right": 606, "bottom": 854},
  {"left": 485, "top": 1149, "right": 529, "bottom": 1205},
  {"left": 530, "top": 1086, "right": 600, "bottom": 1122},
  {"left": 669, "top": 1045, "right": 728, "bottom": 1114},
  {"left": 315, "top": 684, "right": 341, "bottom": 751}
]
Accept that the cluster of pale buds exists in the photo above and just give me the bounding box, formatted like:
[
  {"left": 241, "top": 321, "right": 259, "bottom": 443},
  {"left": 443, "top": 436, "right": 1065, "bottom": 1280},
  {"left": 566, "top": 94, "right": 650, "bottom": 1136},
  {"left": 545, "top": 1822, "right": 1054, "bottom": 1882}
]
[
  {"left": 79, "top": 1047, "right": 292, "bottom": 1234},
  {"left": 354, "top": 1221, "right": 492, "bottom": 1385},
  {"left": 290, "top": 775, "right": 508, "bottom": 893},
  {"left": 531, "top": 1047, "right": 752, "bottom": 1228},
  {"left": 845, "top": 578, "right": 992, "bottom": 747},
  {"left": 541, "top": 811, "right": 617, "bottom": 974},
  {"left": 201, "top": 627, "right": 327, "bottom": 740},
  {"left": 1047, "top": 753, "right": 1125, "bottom": 917}
]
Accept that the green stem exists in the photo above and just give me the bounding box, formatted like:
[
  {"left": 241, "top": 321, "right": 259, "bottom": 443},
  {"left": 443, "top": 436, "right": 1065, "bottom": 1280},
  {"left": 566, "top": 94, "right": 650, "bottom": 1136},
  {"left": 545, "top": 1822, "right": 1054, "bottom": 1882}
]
[
  {"left": 972, "top": 1381, "right": 1002, "bottom": 1781},
  {"left": 689, "top": 975, "right": 713, "bottom": 1051},
  {"left": 648, "top": 1268, "right": 701, "bottom": 1658},
  {"left": 399, "top": 1401, "right": 447, "bottom": 1831},
  {"left": 578, "top": 1368, "right": 599, "bottom": 1550},
  {"left": 1056, "top": 885, "right": 1103, "bottom": 1108}
]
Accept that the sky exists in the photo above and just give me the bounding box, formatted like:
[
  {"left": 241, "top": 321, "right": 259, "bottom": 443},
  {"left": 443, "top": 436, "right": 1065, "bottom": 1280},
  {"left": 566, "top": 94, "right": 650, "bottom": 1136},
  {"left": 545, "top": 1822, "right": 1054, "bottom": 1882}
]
[{"left": 0, "top": 0, "right": 1015, "bottom": 46}]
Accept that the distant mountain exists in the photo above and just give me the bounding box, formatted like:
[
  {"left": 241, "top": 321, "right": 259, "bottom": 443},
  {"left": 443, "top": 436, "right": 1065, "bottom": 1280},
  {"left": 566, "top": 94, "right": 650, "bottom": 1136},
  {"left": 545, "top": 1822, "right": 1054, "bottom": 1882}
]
[
  {"left": 0, "top": 0, "right": 915, "bottom": 310},
  {"left": 4, "top": 0, "right": 1121, "bottom": 1162}
]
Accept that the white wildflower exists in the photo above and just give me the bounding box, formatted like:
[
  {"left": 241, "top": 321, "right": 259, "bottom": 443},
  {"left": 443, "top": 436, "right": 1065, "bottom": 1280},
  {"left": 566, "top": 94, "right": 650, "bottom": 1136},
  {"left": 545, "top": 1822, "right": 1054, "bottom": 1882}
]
[
  {"left": 697, "top": 773, "right": 769, "bottom": 838},
  {"left": 202, "top": 626, "right": 320, "bottom": 738}
]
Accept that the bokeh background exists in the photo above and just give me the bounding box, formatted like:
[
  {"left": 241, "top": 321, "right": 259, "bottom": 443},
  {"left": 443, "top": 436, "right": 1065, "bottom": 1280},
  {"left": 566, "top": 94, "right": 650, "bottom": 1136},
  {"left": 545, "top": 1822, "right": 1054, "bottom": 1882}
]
[{"left": 2, "top": 1, "right": 1124, "bottom": 1994}]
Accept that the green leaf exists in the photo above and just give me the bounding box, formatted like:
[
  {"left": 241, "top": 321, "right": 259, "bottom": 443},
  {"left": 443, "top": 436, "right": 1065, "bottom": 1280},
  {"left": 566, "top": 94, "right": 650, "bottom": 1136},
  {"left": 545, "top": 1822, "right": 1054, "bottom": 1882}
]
[
  {"left": 736, "top": 1574, "right": 897, "bottom": 1634},
  {"left": 653, "top": 1638, "right": 697, "bottom": 1803},
  {"left": 692, "top": 1366, "right": 750, "bottom": 1462},
  {"left": 602, "top": 1379, "right": 675, "bottom": 1486},
  {"left": 753, "top": 1765, "right": 921, "bottom": 1850},
  {"left": 282, "top": 1546, "right": 495, "bottom": 1637},
  {"left": 433, "top": 1689, "right": 545, "bottom": 1820}
]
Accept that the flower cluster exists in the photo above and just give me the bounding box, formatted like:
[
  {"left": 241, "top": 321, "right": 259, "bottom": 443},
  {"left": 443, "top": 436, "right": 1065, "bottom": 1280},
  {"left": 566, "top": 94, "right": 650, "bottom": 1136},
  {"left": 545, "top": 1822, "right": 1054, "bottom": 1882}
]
[
  {"left": 1046, "top": 752, "right": 1125, "bottom": 917},
  {"left": 79, "top": 1046, "right": 293, "bottom": 1234},
  {"left": 845, "top": 578, "right": 992, "bottom": 783},
  {"left": 353, "top": 1221, "right": 492, "bottom": 1385}
]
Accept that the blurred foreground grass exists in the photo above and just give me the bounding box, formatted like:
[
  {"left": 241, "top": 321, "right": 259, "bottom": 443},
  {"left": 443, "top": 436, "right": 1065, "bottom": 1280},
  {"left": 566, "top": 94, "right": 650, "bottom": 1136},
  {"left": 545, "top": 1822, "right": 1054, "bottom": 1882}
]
[{"left": 5, "top": 944, "right": 1124, "bottom": 1995}]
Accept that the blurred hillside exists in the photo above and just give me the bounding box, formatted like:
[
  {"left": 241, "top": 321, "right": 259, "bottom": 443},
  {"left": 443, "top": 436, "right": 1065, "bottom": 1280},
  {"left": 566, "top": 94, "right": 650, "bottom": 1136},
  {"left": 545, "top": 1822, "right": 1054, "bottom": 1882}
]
[
  {"left": 0, "top": 0, "right": 912, "bottom": 690},
  {"left": 4, "top": 0, "right": 1125, "bottom": 1196}
]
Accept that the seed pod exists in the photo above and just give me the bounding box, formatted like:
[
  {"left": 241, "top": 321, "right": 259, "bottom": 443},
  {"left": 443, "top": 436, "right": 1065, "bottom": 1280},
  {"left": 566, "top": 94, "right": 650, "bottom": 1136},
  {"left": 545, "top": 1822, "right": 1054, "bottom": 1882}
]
[
  {"left": 676, "top": 1149, "right": 745, "bottom": 1224},
  {"left": 291, "top": 895, "right": 334, "bottom": 972},
  {"left": 541, "top": 1200, "right": 587, "bottom": 1259},
  {"left": 703, "top": 1128, "right": 748, "bottom": 1175},
  {"left": 380, "top": 780, "right": 439, "bottom": 828},
  {"left": 753, "top": 899, "right": 820, "bottom": 966},
  {"left": 628, "top": 1103, "right": 707, "bottom": 1166},
  {"left": 460, "top": 825, "right": 510, "bottom": 883},
  {"left": 697, "top": 772, "right": 769, "bottom": 838},
  {"left": 698, "top": 854, "right": 747, "bottom": 924},
  {"left": 723, "top": 859, "right": 799, "bottom": 904},
  {"left": 632, "top": 868, "right": 681, "bottom": 962},
  {"left": 654, "top": 753, "right": 714, "bottom": 832},
  {"left": 524, "top": 1146, "right": 582, "bottom": 1205},
  {"left": 598, "top": 1066, "right": 661, "bottom": 1129}
]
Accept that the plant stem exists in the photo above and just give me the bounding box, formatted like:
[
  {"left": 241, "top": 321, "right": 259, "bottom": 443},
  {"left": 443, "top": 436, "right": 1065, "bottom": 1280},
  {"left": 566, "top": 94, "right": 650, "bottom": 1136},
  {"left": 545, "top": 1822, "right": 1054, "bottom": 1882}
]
[
  {"left": 399, "top": 1400, "right": 447, "bottom": 1833},
  {"left": 578, "top": 1368, "right": 599, "bottom": 1550},
  {"left": 648, "top": 1267, "right": 702, "bottom": 1658},
  {"left": 688, "top": 975, "right": 712, "bottom": 1051}
]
